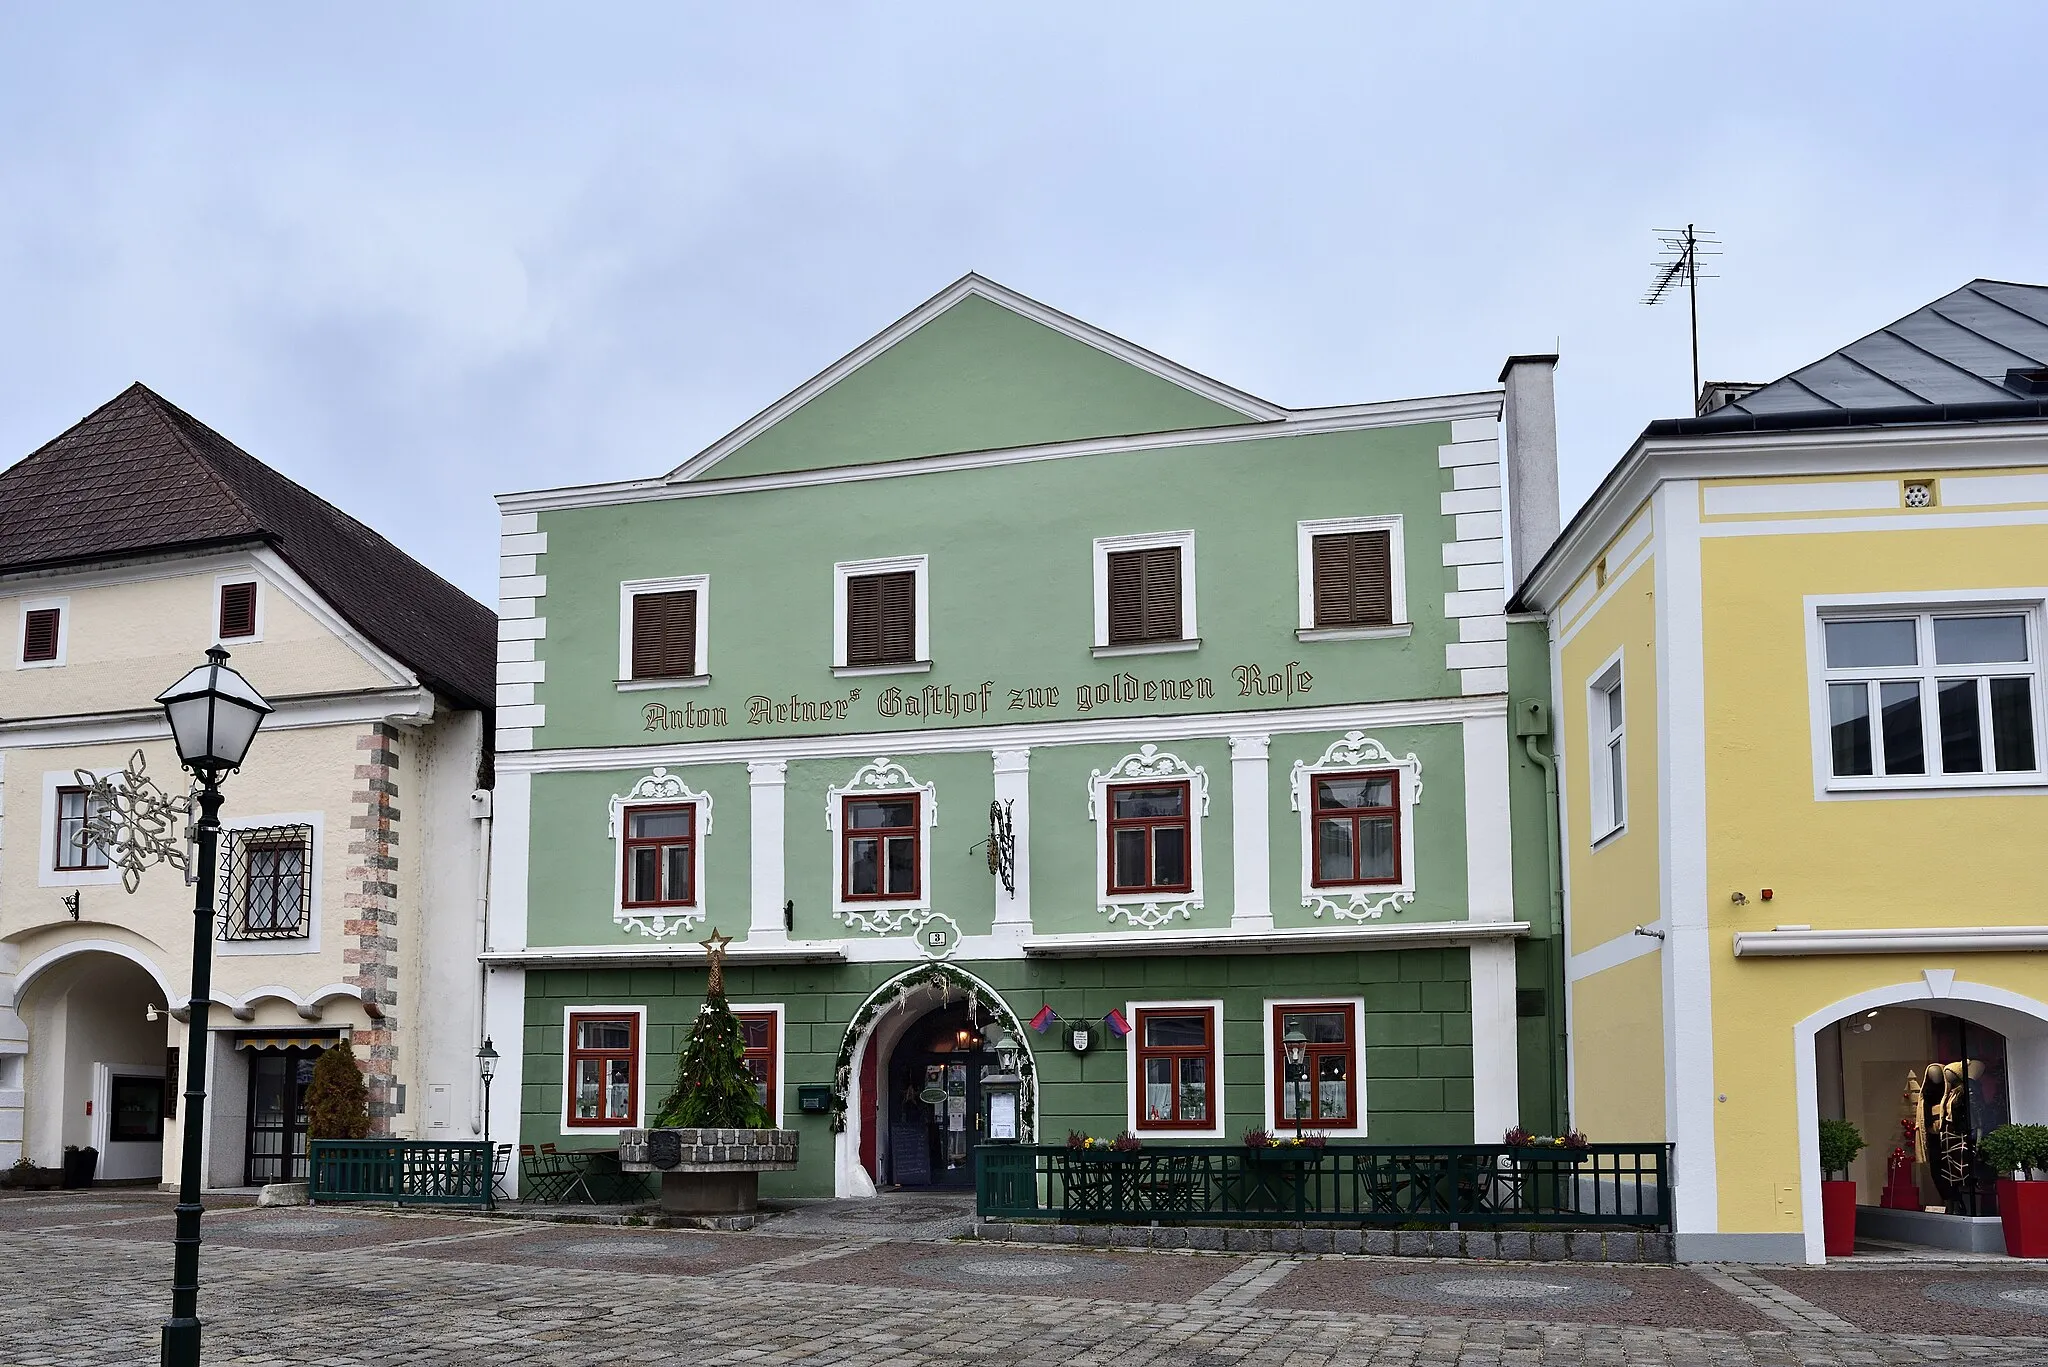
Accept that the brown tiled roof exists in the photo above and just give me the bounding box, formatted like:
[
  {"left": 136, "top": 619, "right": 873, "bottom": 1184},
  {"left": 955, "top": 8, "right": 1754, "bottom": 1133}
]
[{"left": 0, "top": 383, "right": 495, "bottom": 713}]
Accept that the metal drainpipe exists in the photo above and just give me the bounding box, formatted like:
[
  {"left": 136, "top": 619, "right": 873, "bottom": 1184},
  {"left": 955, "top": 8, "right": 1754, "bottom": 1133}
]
[{"left": 1521, "top": 730, "right": 1567, "bottom": 1129}]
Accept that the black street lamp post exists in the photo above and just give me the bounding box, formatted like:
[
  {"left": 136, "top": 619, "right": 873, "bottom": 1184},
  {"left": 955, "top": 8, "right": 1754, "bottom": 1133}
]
[
  {"left": 477, "top": 1038, "right": 499, "bottom": 1208},
  {"left": 155, "top": 647, "right": 272, "bottom": 1367}
]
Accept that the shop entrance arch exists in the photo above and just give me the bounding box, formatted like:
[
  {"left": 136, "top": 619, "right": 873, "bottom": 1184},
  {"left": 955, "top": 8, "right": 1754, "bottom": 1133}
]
[
  {"left": 1795, "top": 976, "right": 2048, "bottom": 1263},
  {"left": 830, "top": 964, "right": 1038, "bottom": 1199}
]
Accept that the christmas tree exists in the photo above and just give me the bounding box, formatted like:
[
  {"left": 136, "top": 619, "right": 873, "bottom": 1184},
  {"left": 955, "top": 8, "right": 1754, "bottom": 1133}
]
[
  {"left": 653, "top": 930, "right": 770, "bottom": 1129},
  {"left": 305, "top": 1040, "right": 371, "bottom": 1140}
]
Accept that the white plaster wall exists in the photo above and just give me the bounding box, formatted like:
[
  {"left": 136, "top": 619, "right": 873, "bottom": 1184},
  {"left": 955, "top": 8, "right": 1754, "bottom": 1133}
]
[
  {"left": 18, "top": 954, "right": 166, "bottom": 1168},
  {"left": 0, "top": 554, "right": 397, "bottom": 718},
  {"left": 399, "top": 708, "right": 490, "bottom": 1140}
]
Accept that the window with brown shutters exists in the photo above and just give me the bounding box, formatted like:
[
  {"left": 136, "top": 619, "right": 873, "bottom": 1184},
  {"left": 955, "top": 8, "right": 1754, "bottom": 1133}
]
[
  {"left": 1106, "top": 547, "right": 1183, "bottom": 645},
  {"left": 1311, "top": 531, "right": 1393, "bottom": 629},
  {"left": 218, "top": 582, "right": 257, "bottom": 639},
  {"left": 21, "top": 607, "right": 60, "bottom": 663},
  {"left": 630, "top": 590, "right": 698, "bottom": 679},
  {"left": 845, "top": 571, "right": 916, "bottom": 667}
]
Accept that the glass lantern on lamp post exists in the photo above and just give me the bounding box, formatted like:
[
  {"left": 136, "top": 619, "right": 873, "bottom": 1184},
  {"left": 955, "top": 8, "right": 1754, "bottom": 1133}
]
[
  {"left": 1283, "top": 1026, "right": 1309, "bottom": 1138},
  {"left": 155, "top": 646, "right": 272, "bottom": 1367}
]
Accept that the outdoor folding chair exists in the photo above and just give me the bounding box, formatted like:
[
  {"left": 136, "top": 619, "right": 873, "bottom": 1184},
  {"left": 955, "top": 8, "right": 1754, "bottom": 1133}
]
[
  {"left": 540, "top": 1143, "right": 595, "bottom": 1203},
  {"left": 490, "top": 1143, "right": 513, "bottom": 1201},
  {"left": 519, "top": 1143, "right": 578, "bottom": 1203}
]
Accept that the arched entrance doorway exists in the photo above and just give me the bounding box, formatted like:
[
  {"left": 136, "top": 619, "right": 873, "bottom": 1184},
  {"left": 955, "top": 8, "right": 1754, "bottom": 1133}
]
[
  {"left": 1796, "top": 977, "right": 2048, "bottom": 1262},
  {"left": 15, "top": 945, "right": 173, "bottom": 1183},
  {"left": 830, "top": 963, "right": 1037, "bottom": 1198}
]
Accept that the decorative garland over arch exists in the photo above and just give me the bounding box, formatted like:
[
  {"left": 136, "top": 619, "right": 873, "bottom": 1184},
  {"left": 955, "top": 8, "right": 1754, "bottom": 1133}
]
[{"left": 827, "top": 961, "right": 1038, "bottom": 1141}]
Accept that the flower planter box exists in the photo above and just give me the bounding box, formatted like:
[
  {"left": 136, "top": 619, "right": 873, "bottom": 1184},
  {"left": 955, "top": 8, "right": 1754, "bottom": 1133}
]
[
  {"left": 1245, "top": 1146, "right": 1322, "bottom": 1164},
  {"left": 618, "top": 1127, "right": 798, "bottom": 1217},
  {"left": 1507, "top": 1147, "right": 1591, "bottom": 1166},
  {"left": 1822, "top": 1179, "right": 1858, "bottom": 1257},
  {"left": 1066, "top": 1149, "right": 1140, "bottom": 1162},
  {"left": 1, "top": 1166, "right": 64, "bottom": 1190},
  {"left": 1999, "top": 1178, "right": 2048, "bottom": 1259}
]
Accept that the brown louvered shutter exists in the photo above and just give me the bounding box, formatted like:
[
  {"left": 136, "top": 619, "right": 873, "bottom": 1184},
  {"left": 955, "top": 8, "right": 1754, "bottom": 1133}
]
[
  {"left": 21, "top": 607, "right": 59, "bottom": 662},
  {"left": 630, "top": 590, "right": 698, "bottom": 679},
  {"left": 1106, "top": 547, "right": 1182, "bottom": 645},
  {"left": 846, "top": 572, "right": 916, "bottom": 666},
  {"left": 1312, "top": 531, "right": 1393, "bottom": 628},
  {"left": 219, "top": 582, "right": 258, "bottom": 639}
]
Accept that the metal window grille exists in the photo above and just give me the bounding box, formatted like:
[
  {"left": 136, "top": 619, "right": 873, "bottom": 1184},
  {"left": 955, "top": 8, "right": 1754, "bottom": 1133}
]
[{"left": 218, "top": 825, "right": 314, "bottom": 940}]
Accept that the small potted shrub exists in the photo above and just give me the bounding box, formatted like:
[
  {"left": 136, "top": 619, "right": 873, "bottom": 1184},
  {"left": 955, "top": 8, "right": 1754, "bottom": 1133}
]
[
  {"left": 1980, "top": 1122, "right": 2048, "bottom": 1258},
  {"left": 1818, "top": 1118, "right": 1866, "bottom": 1257}
]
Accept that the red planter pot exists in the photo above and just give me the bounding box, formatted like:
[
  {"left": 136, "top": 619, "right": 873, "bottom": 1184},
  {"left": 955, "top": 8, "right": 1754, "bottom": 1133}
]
[
  {"left": 1999, "top": 1178, "right": 2048, "bottom": 1259},
  {"left": 1822, "top": 1179, "right": 1858, "bottom": 1257}
]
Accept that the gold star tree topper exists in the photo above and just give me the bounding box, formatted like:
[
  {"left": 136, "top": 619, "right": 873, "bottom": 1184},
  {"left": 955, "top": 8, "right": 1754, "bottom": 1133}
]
[{"left": 698, "top": 928, "right": 733, "bottom": 996}]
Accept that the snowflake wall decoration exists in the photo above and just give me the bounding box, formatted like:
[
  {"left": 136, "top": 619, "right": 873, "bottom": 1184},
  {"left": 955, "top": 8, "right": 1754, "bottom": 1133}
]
[{"left": 74, "top": 749, "right": 194, "bottom": 894}]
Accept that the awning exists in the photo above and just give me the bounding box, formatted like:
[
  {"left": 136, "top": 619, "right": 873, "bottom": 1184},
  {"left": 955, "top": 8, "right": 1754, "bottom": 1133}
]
[{"left": 233, "top": 1032, "right": 340, "bottom": 1052}]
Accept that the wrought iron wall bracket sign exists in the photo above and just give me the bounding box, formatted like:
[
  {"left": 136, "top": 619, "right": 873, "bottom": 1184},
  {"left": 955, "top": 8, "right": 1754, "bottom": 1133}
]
[{"left": 975, "top": 800, "right": 1016, "bottom": 895}]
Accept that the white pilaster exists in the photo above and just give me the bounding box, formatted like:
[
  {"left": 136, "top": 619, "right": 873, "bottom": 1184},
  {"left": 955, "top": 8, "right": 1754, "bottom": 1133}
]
[
  {"left": 482, "top": 964, "right": 525, "bottom": 1190},
  {"left": 1228, "top": 734, "right": 1273, "bottom": 932},
  {"left": 1461, "top": 714, "right": 1514, "bottom": 923},
  {"left": 486, "top": 771, "right": 531, "bottom": 952},
  {"left": 0, "top": 941, "right": 23, "bottom": 1168},
  {"left": 1468, "top": 939, "right": 1522, "bottom": 1142},
  {"left": 1655, "top": 480, "right": 1718, "bottom": 1239},
  {"left": 1440, "top": 419, "right": 1510, "bottom": 695},
  {"left": 748, "top": 761, "right": 789, "bottom": 944},
  {"left": 991, "top": 749, "right": 1032, "bottom": 935}
]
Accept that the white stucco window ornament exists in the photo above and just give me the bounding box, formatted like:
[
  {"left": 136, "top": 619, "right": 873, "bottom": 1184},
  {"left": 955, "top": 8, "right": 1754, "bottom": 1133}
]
[
  {"left": 1290, "top": 731, "right": 1423, "bottom": 921},
  {"left": 826, "top": 758, "right": 947, "bottom": 952},
  {"left": 607, "top": 768, "right": 713, "bottom": 940},
  {"left": 1088, "top": 744, "right": 1209, "bottom": 929}
]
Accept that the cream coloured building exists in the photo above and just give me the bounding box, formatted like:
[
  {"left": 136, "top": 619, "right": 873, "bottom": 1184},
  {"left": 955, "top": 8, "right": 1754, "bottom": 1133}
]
[{"left": 0, "top": 385, "right": 496, "bottom": 1188}]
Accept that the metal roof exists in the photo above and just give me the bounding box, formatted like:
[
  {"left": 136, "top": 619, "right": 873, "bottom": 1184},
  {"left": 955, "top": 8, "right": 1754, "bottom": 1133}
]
[{"left": 1720, "top": 278, "right": 2048, "bottom": 417}]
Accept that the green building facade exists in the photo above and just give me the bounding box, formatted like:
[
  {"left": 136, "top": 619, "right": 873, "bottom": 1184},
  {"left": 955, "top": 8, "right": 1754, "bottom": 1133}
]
[{"left": 484, "top": 276, "right": 1563, "bottom": 1196}]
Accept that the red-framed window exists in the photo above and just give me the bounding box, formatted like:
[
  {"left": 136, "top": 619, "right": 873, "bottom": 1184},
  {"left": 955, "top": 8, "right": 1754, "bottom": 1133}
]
[
  {"left": 1272, "top": 1003, "right": 1357, "bottom": 1127},
  {"left": 218, "top": 581, "right": 258, "bottom": 639},
  {"left": 1135, "top": 1006, "right": 1215, "bottom": 1130},
  {"left": 566, "top": 1012, "right": 639, "bottom": 1127},
  {"left": 737, "top": 1011, "right": 778, "bottom": 1124},
  {"left": 1106, "top": 781, "right": 1192, "bottom": 895},
  {"left": 54, "top": 786, "right": 109, "bottom": 871},
  {"left": 1310, "top": 771, "right": 1399, "bottom": 887},
  {"left": 621, "top": 804, "right": 695, "bottom": 908},
  {"left": 22, "top": 607, "right": 60, "bottom": 663},
  {"left": 842, "top": 794, "right": 919, "bottom": 900}
]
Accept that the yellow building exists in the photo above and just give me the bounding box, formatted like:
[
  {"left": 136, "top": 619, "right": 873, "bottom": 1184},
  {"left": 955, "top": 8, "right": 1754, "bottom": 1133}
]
[{"left": 1519, "top": 280, "right": 2048, "bottom": 1262}]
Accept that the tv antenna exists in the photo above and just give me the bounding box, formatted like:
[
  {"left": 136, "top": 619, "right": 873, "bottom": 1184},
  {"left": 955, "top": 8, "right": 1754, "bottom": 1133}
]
[{"left": 1642, "top": 224, "right": 1720, "bottom": 407}]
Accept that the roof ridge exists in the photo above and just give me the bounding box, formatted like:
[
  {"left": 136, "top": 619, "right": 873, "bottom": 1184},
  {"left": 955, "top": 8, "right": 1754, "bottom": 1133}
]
[{"left": 125, "top": 385, "right": 267, "bottom": 528}]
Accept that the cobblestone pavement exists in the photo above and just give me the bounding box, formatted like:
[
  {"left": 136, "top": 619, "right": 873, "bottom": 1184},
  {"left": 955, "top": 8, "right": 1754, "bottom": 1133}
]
[{"left": 4, "top": 1194, "right": 2048, "bottom": 1365}]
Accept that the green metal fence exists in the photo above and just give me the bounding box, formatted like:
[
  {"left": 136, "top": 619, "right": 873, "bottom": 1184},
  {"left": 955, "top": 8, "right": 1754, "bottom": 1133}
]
[
  {"left": 975, "top": 1143, "right": 1671, "bottom": 1229},
  {"left": 308, "top": 1140, "right": 493, "bottom": 1208}
]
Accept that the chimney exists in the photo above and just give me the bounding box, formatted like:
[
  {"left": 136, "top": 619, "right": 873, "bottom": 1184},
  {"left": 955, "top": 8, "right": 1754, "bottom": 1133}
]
[{"left": 1499, "top": 354, "right": 1560, "bottom": 592}]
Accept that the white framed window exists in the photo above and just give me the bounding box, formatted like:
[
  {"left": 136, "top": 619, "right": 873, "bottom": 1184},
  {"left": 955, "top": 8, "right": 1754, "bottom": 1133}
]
[
  {"left": 39, "top": 768, "right": 120, "bottom": 889},
  {"left": 1092, "top": 530, "right": 1197, "bottom": 656},
  {"left": 1089, "top": 745, "right": 1208, "bottom": 927},
  {"left": 214, "top": 575, "right": 263, "bottom": 644},
  {"left": 560, "top": 1005, "right": 647, "bottom": 1135},
  {"left": 1587, "top": 652, "right": 1626, "bottom": 841},
  {"left": 1296, "top": 516, "right": 1408, "bottom": 641},
  {"left": 730, "top": 1003, "right": 786, "bottom": 1127},
  {"left": 1263, "top": 997, "right": 1367, "bottom": 1138},
  {"left": 1289, "top": 731, "right": 1423, "bottom": 921},
  {"left": 826, "top": 758, "right": 937, "bottom": 932},
  {"left": 1126, "top": 999, "right": 1226, "bottom": 1138},
  {"left": 216, "top": 810, "right": 325, "bottom": 958},
  {"left": 1810, "top": 597, "right": 2045, "bottom": 792},
  {"left": 17, "top": 595, "right": 68, "bottom": 669},
  {"left": 608, "top": 769, "right": 713, "bottom": 938},
  {"left": 832, "top": 555, "right": 929, "bottom": 676},
  {"left": 618, "top": 575, "right": 710, "bottom": 689}
]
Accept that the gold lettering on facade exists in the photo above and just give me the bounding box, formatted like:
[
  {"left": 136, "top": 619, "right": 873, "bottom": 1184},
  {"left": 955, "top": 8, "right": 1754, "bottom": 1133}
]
[
  {"left": 641, "top": 701, "right": 729, "bottom": 731},
  {"left": 1232, "top": 662, "right": 1313, "bottom": 700}
]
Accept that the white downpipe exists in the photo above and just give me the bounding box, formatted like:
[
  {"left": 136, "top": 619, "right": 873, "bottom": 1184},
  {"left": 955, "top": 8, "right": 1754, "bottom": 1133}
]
[{"left": 469, "top": 791, "right": 493, "bottom": 1136}]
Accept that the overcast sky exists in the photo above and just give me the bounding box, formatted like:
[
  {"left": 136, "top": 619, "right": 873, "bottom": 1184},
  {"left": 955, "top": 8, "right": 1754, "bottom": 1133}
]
[{"left": 3, "top": 4, "right": 2042, "bottom": 601}]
